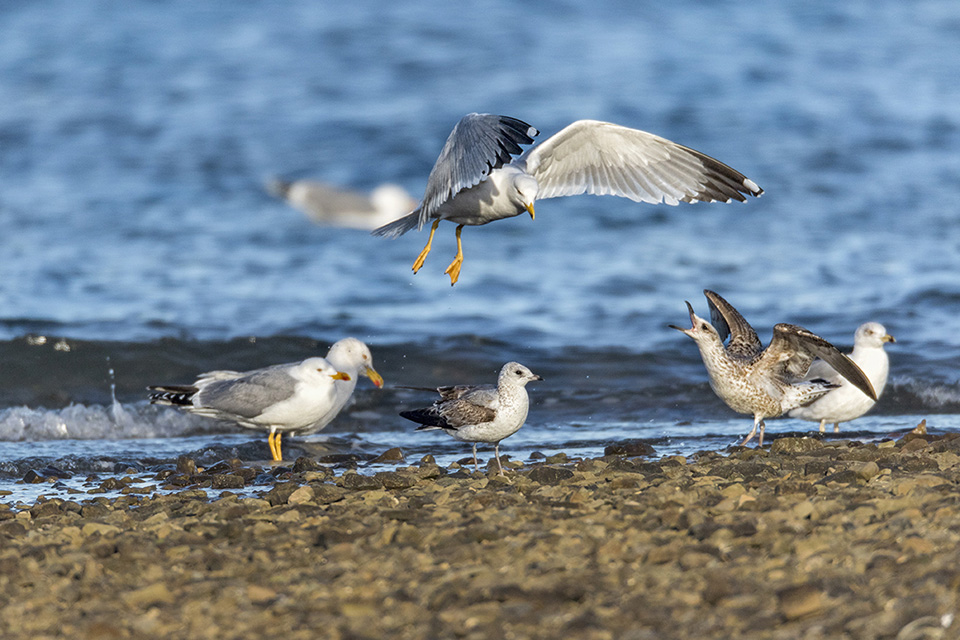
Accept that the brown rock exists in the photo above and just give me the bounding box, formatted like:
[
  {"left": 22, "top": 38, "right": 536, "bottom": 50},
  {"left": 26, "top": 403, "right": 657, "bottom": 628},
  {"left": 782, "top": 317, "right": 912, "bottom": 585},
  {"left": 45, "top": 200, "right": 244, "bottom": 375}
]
[
  {"left": 778, "top": 584, "right": 824, "bottom": 620},
  {"left": 338, "top": 472, "right": 383, "bottom": 490},
  {"left": 604, "top": 440, "right": 656, "bottom": 457},
  {"left": 372, "top": 447, "right": 406, "bottom": 463},
  {"left": 122, "top": 582, "right": 174, "bottom": 607},
  {"left": 771, "top": 437, "right": 822, "bottom": 454}
]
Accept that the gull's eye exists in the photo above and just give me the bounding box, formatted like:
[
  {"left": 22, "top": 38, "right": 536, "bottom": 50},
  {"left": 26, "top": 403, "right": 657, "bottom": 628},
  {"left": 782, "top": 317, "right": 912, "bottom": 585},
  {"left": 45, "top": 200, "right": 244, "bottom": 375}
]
[{"left": 515, "top": 369, "right": 523, "bottom": 375}]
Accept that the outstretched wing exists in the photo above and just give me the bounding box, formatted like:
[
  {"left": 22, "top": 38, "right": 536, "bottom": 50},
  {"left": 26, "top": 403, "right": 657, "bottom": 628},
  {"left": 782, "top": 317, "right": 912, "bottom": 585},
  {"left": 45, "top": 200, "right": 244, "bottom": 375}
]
[
  {"left": 759, "top": 323, "right": 877, "bottom": 400},
  {"left": 518, "top": 120, "right": 762, "bottom": 204},
  {"left": 703, "top": 290, "right": 763, "bottom": 358},
  {"left": 417, "top": 113, "right": 539, "bottom": 230}
]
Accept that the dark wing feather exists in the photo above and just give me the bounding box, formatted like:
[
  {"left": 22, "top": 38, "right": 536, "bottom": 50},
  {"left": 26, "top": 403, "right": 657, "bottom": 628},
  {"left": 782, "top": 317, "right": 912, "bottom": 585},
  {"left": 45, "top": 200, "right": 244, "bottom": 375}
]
[
  {"left": 763, "top": 323, "right": 878, "bottom": 400},
  {"left": 417, "top": 113, "right": 538, "bottom": 229},
  {"left": 703, "top": 290, "right": 762, "bottom": 358},
  {"left": 148, "top": 385, "right": 198, "bottom": 406},
  {"left": 395, "top": 383, "right": 490, "bottom": 401},
  {"left": 401, "top": 385, "right": 498, "bottom": 430},
  {"left": 401, "top": 406, "right": 451, "bottom": 429}
]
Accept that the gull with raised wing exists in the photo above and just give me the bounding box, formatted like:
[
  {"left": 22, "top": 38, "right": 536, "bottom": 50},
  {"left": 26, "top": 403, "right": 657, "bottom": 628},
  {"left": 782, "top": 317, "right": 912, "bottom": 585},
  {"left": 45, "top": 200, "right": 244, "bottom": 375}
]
[
  {"left": 400, "top": 362, "right": 542, "bottom": 475},
  {"left": 670, "top": 290, "right": 876, "bottom": 447},
  {"left": 373, "top": 113, "right": 763, "bottom": 284},
  {"left": 788, "top": 322, "right": 894, "bottom": 433},
  {"left": 148, "top": 339, "right": 383, "bottom": 462}
]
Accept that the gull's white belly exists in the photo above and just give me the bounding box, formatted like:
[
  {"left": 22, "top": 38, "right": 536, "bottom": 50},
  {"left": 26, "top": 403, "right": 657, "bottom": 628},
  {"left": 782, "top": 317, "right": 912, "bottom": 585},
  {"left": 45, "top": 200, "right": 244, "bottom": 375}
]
[{"left": 435, "top": 167, "right": 528, "bottom": 226}]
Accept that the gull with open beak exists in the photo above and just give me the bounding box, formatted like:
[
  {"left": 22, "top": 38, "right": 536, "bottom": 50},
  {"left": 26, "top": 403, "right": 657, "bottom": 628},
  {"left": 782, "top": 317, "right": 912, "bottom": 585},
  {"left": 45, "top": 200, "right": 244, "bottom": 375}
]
[{"left": 671, "top": 290, "right": 876, "bottom": 447}]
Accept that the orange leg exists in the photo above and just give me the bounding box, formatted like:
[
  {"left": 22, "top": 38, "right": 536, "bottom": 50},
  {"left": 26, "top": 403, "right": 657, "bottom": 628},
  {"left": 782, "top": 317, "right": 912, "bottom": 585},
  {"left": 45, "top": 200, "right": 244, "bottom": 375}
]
[
  {"left": 443, "top": 225, "right": 465, "bottom": 285},
  {"left": 412, "top": 219, "right": 440, "bottom": 274},
  {"left": 268, "top": 429, "right": 283, "bottom": 461}
]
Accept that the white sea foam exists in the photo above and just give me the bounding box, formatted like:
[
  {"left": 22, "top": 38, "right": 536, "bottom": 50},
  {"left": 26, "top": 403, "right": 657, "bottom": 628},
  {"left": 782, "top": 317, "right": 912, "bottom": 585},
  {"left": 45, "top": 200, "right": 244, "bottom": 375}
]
[{"left": 0, "top": 403, "right": 220, "bottom": 441}]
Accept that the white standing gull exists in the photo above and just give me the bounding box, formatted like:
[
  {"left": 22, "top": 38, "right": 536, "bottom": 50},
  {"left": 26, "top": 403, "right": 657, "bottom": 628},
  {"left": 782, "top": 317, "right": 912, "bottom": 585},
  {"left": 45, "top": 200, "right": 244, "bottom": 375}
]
[
  {"left": 399, "top": 362, "right": 542, "bottom": 475},
  {"left": 373, "top": 113, "right": 763, "bottom": 284},
  {"left": 300, "top": 337, "right": 385, "bottom": 434},
  {"left": 788, "top": 322, "right": 895, "bottom": 432},
  {"left": 671, "top": 290, "right": 876, "bottom": 447},
  {"left": 268, "top": 178, "right": 416, "bottom": 230},
  {"left": 148, "top": 339, "right": 383, "bottom": 462}
]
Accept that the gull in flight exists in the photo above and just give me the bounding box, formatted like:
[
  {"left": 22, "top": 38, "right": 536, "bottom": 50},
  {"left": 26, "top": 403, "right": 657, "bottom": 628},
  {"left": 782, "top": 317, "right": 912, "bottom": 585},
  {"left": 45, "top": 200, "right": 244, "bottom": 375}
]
[
  {"left": 268, "top": 178, "right": 416, "bottom": 230},
  {"left": 373, "top": 113, "right": 763, "bottom": 284},
  {"left": 399, "top": 362, "right": 542, "bottom": 475},
  {"left": 671, "top": 290, "right": 876, "bottom": 447},
  {"left": 788, "top": 322, "right": 894, "bottom": 432},
  {"left": 148, "top": 338, "right": 383, "bottom": 461}
]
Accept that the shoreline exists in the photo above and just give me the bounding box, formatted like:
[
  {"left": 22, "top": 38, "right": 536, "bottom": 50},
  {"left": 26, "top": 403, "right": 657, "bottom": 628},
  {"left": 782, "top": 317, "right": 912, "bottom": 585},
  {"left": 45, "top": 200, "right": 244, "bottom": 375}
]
[{"left": 2, "top": 431, "right": 959, "bottom": 638}]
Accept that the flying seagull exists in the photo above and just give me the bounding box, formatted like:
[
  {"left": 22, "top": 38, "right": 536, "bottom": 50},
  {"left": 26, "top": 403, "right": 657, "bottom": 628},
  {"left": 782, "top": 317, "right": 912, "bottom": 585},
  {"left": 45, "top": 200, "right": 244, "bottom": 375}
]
[
  {"left": 373, "top": 113, "right": 763, "bottom": 285},
  {"left": 670, "top": 290, "right": 876, "bottom": 447},
  {"left": 789, "top": 322, "right": 894, "bottom": 432},
  {"left": 399, "top": 362, "right": 542, "bottom": 475},
  {"left": 267, "top": 178, "right": 416, "bottom": 230}
]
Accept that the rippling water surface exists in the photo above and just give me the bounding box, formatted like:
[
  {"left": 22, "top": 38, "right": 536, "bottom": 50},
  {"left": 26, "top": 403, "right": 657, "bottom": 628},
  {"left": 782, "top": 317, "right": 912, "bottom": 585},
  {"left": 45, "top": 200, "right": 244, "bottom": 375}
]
[{"left": 2, "top": 1, "right": 959, "bottom": 497}]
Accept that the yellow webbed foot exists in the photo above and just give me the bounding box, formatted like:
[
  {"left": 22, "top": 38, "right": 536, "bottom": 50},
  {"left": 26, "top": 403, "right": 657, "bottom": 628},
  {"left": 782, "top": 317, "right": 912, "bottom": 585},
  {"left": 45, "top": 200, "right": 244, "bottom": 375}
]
[
  {"left": 412, "top": 219, "right": 440, "bottom": 274},
  {"left": 444, "top": 257, "right": 463, "bottom": 285},
  {"left": 443, "top": 224, "right": 465, "bottom": 286}
]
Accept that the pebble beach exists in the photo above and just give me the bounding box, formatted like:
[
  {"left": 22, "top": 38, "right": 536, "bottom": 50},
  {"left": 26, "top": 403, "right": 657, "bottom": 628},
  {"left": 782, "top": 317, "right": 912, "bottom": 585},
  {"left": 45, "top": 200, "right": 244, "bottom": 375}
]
[{"left": 3, "top": 429, "right": 958, "bottom": 639}]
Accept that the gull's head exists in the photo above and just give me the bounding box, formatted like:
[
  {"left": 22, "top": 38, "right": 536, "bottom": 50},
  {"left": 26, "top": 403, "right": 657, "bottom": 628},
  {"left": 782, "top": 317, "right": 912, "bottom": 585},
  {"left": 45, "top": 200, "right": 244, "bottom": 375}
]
[
  {"left": 500, "top": 362, "right": 543, "bottom": 387},
  {"left": 513, "top": 173, "right": 539, "bottom": 220},
  {"left": 855, "top": 322, "right": 895, "bottom": 349},
  {"left": 669, "top": 301, "right": 721, "bottom": 345},
  {"left": 326, "top": 338, "right": 384, "bottom": 388},
  {"left": 305, "top": 358, "right": 352, "bottom": 382}
]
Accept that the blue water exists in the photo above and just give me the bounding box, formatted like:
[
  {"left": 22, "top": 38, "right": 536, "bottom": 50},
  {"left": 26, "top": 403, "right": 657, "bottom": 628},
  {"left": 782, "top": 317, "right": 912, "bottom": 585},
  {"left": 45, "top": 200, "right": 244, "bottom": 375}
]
[{"left": 2, "top": 1, "right": 960, "bottom": 497}]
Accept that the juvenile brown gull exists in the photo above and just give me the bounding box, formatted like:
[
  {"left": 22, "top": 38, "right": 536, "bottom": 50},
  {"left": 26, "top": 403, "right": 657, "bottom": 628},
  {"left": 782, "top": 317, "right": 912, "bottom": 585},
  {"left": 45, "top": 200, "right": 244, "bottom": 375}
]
[
  {"left": 670, "top": 290, "right": 876, "bottom": 447},
  {"left": 148, "top": 339, "right": 383, "bottom": 461},
  {"left": 399, "top": 362, "right": 542, "bottom": 475},
  {"left": 788, "top": 322, "right": 894, "bottom": 433},
  {"left": 373, "top": 113, "right": 763, "bottom": 285}
]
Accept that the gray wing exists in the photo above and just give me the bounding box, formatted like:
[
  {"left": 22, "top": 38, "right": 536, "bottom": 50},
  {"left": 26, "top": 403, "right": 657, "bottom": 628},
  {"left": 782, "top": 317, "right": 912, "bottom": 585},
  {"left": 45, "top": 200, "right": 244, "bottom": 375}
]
[
  {"left": 196, "top": 366, "right": 300, "bottom": 419},
  {"left": 759, "top": 324, "right": 877, "bottom": 400},
  {"left": 293, "top": 182, "right": 375, "bottom": 216},
  {"left": 703, "top": 290, "right": 763, "bottom": 358},
  {"left": 196, "top": 369, "right": 245, "bottom": 384},
  {"left": 417, "top": 113, "right": 539, "bottom": 229},
  {"left": 268, "top": 179, "right": 375, "bottom": 216},
  {"left": 517, "top": 120, "right": 762, "bottom": 204}
]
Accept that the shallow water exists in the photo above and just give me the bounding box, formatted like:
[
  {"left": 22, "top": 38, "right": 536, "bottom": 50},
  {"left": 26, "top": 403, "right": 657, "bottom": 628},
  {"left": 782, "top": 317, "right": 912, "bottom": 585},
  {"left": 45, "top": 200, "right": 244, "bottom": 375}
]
[{"left": 2, "top": 1, "right": 960, "bottom": 498}]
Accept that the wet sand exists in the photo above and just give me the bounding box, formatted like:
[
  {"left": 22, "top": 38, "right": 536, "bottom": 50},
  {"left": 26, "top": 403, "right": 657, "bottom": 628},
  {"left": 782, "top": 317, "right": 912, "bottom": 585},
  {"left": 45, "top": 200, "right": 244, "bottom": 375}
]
[{"left": 2, "top": 431, "right": 959, "bottom": 639}]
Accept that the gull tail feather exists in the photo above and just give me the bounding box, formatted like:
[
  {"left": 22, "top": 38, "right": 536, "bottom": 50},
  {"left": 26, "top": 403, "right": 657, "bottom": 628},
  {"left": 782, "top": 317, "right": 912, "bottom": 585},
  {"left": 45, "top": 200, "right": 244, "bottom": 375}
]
[
  {"left": 401, "top": 407, "right": 451, "bottom": 430},
  {"left": 371, "top": 208, "right": 422, "bottom": 238},
  {"left": 148, "top": 385, "right": 198, "bottom": 407}
]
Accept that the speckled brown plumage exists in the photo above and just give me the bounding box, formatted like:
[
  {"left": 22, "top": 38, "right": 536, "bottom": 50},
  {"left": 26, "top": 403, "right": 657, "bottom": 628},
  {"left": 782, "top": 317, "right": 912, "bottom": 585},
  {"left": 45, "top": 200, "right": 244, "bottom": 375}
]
[{"left": 671, "top": 290, "right": 877, "bottom": 447}]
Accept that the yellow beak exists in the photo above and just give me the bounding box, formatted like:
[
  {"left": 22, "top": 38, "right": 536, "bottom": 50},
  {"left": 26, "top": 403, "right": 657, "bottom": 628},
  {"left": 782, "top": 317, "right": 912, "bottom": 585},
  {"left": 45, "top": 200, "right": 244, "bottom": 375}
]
[
  {"left": 366, "top": 367, "right": 384, "bottom": 388},
  {"left": 329, "top": 371, "right": 352, "bottom": 381},
  {"left": 525, "top": 202, "right": 535, "bottom": 220},
  {"left": 882, "top": 334, "right": 896, "bottom": 343}
]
